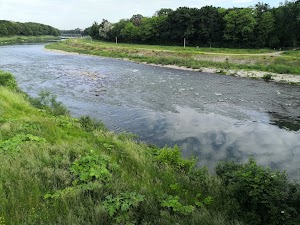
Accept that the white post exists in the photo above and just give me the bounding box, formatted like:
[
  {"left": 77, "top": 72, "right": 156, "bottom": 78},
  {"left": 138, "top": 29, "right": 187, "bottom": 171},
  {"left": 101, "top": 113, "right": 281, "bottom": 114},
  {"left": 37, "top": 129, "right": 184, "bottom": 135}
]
[
  {"left": 116, "top": 37, "right": 118, "bottom": 44},
  {"left": 184, "top": 38, "right": 186, "bottom": 49}
]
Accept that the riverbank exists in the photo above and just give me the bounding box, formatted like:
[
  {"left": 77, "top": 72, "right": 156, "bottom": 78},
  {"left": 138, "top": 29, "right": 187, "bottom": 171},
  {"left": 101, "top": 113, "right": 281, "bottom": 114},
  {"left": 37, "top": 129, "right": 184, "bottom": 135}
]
[
  {"left": 46, "top": 39, "right": 300, "bottom": 85},
  {"left": 0, "top": 35, "right": 60, "bottom": 45},
  {"left": 1, "top": 70, "right": 300, "bottom": 224}
]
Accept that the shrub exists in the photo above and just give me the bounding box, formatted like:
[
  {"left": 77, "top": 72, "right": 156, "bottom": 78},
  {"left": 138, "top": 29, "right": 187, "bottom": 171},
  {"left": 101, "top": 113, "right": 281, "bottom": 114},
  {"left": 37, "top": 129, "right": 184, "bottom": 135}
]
[
  {"left": 0, "top": 71, "right": 18, "bottom": 90},
  {"left": 29, "top": 90, "right": 69, "bottom": 116},
  {"left": 155, "top": 146, "right": 196, "bottom": 174},
  {"left": 262, "top": 74, "right": 272, "bottom": 81},
  {"left": 70, "top": 150, "right": 118, "bottom": 185},
  {"left": 216, "top": 159, "right": 300, "bottom": 225},
  {"left": 78, "top": 116, "right": 107, "bottom": 132},
  {"left": 102, "top": 192, "right": 145, "bottom": 224}
]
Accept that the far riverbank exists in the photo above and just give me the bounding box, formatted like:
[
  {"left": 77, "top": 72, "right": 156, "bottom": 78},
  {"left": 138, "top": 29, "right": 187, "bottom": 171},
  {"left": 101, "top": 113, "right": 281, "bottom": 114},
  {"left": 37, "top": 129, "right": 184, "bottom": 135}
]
[
  {"left": 0, "top": 35, "right": 60, "bottom": 46},
  {"left": 46, "top": 39, "right": 300, "bottom": 85}
]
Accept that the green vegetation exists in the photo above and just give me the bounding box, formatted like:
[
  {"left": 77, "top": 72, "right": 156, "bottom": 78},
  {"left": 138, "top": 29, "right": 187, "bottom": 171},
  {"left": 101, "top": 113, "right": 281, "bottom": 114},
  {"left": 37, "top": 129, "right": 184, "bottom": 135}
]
[
  {"left": 87, "top": 1, "right": 300, "bottom": 49},
  {"left": 1, "top": 70, "right": 300, "bottom": 224},
  {"left": 0, "top": 20, "right": 60, "bottom": 45},
  {"left": 0, "top": 36, "right": 60, "bottom": 45},
  {"left": 262, "top": 74, "right": 273, "bottom": 82},
  {"left": 46, "top": 39, "right": 300, "bottom": 75},
  {"left": 282, "top": 50, "right": 300, "bottom": 57},
  {"left": 0, "top": 20, "right": 60, "bottom": 37}
]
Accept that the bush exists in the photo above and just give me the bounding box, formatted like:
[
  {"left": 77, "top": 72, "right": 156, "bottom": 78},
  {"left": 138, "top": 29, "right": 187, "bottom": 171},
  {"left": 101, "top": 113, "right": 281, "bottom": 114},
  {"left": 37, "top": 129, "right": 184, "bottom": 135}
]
[
  {"left": 29, "top": 90, "right": 69, "bottom": 116},
  {"left": 216, "top": 158, "right": 300, "bottom": 225},
  {"left": 262, "top": 74, "right": 272, "bottom": 81},
  {"left": 78, "top": 116, "right": 107, "bottom": 132},
  {"left": 155, "top": 146, "right": 196, "bottom": 174},
  {"left": 0, "top": 71, "right": 18, "bottom": 90}
]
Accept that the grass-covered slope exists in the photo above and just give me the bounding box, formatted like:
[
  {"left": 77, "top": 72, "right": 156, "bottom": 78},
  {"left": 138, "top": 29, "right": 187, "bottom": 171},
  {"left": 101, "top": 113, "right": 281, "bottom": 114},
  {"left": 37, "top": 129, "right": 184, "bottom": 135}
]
[{"left": 0, "top": 70, "right": 300, "bottom": 225}]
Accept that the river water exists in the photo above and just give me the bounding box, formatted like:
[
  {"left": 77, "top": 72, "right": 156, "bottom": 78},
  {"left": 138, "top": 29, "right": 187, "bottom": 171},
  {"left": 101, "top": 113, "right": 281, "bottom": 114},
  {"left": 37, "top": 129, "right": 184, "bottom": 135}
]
[{"left": 1, "top": 44, "right": 300, "bottom": 177}]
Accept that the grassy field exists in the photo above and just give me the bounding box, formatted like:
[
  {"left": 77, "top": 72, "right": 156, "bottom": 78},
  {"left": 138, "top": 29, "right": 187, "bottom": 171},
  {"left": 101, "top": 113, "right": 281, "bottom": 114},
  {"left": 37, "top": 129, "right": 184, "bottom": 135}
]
[
  {"left": 46, "top": 39, "right": 300, "bottom": 75},
  {"left": 1, "top": 70, "right": 300, "bottom": 225},
  {"left": 0, "top": 36, "right": 60, "bottom": 45}
]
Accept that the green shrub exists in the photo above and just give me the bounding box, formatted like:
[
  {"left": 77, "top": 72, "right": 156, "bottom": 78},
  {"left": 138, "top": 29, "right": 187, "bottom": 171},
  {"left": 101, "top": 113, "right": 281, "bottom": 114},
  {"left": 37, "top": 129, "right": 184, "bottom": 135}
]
[
  {"left": 160, "top": 195, "right": 195, "bottom": 215},
  {"left": 216, "top": 158, "right": 300, "bottom": 225},
  {"left": 70, "top": 150, "right": 119, "bottom": 185},
  {"left": 78, "top": 116, "right": 107, "bottom": 132},
  {"left": 102, "top": 192, "right": 145, "bottom": 224},
  {"left": 155, "top": 146, "right": 196, "bottom": 174},
  {"left": 262, "top": 74, "right": 272, "bottom": 81},
  {"left": 29, "top": 90, "right": 69, "bottom": 116},
  {"left": 0, "top": 71, "right": 18, "bottom": 90}
]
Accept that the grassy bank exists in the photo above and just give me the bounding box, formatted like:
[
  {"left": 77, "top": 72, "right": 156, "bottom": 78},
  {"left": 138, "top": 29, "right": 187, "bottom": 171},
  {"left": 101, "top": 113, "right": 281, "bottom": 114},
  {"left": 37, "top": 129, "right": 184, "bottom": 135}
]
[
  {"left": 0, "top": 36, "right": 60, "bottom": 45},
  {"left": 1, "top": 70, "right": 300, "bottom": 225},
  {"left": 46, "top": 39, "right": 300, "bottom": 76}
]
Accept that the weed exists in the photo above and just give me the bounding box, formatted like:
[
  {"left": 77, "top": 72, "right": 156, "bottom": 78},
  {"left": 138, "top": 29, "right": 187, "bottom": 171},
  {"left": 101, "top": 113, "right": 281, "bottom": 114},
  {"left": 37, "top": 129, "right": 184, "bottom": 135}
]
[
  {"left": 155, "top": 146, "right": 196, "bottom": 174},
  {"left": 0, "top": 71, "right": 18, "bottom": 90},
  {"left": 70, "top": 150, "right": 119, "bottom": 185},
  {"left": 29, "top": 90, "right": 69, "bottom": 116},
  {"left": 161, "top": 195, "right": 195, "bottom": 215},
  {"left": 262, "top": 74, "right": 272, "bottom": 81},
  {"left": 103, "top": 192, "right": 145, "bottom": 224},
  {"left": 78, "top": 116, "right": 107, "bottom": 132},
  {"left": 216, "top": 69, "right": 227, "bottom": 75}
]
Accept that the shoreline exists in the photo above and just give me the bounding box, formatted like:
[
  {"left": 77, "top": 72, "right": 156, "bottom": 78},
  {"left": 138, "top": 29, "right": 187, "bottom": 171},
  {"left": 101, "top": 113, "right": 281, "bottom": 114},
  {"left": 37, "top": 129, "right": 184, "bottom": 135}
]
[
  {"left": 45, "top": 48, "right": 300, "bottom": 85},
  {"left": 0, "top": 36, "right": 60, "bottom": 46}
]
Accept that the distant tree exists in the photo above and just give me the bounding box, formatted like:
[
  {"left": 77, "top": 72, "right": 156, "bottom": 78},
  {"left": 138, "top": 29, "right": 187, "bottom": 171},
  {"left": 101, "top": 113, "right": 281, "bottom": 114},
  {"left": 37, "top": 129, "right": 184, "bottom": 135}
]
[
  {"left": 121, "top": 22, "right": 139, "bottom": 42},
  {"left": 130, "top": 14, "right": 143, "bottom": 27},
  {"left": 155, "top": 8, "right": 173, "bottom": 16},
  {"left": 0, "top": 20, "right": 59, "bottom": 37},
  {"left": 99, "top": 19, "right": 114, "bottom": 40},
  {"left": 90, "top": 21, "right": 100, "bottom": 39},
  {"left": 254, "top": 11, "right": 275, "bottom": 47},
  {"left": 84, "top": 1, "right": 298, "bottom": 48},
  {"left": 224, "top": 8, "right": 256, "bottom": 46},
  {"left": 194, "top": 6, "right": 225, "bottom": 47},
  {"left": 83, "top": 27, "right": 91, "bottom": 36},
  {"left": 0, "top": 24, "right": 8, "bottom": 36},
  {"left": 165, "top": 7, "right": 198, "bottom": 44}
]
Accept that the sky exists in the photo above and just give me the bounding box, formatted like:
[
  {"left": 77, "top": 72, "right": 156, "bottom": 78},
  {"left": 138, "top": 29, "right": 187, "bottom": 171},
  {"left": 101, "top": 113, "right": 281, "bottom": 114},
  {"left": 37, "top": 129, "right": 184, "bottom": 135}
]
[{"left": 0, "top": 0, "right": 283, "bottom": 30}]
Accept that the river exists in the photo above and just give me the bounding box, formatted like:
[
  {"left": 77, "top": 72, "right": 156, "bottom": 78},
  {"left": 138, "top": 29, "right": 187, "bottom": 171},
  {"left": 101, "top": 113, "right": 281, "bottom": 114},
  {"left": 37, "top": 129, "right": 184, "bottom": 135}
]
[{"left": 1, "top": 44, "right": 300, "bottom": 177}]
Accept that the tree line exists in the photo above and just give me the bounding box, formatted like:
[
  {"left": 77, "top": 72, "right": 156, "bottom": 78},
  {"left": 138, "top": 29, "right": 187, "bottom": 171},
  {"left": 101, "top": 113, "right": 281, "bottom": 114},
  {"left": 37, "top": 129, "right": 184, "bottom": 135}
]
[
  {"left": 0, "top": 20, "right": 60, "bottom": 37},
  {"left": 87, "top": 1, "right": 300, "bottom": 48}
]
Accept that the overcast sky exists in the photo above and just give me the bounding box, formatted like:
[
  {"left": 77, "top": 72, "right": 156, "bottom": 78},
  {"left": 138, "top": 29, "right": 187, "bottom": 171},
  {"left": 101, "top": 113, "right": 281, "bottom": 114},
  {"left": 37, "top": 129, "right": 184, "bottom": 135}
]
[{"left": 0, "top": 0, "right": 283, "bottom": 30}]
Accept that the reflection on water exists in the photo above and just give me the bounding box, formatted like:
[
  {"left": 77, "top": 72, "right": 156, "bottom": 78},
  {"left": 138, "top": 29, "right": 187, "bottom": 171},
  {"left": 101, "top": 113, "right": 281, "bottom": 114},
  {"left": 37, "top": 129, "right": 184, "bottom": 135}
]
[
  {"left": 268, "top": 112, "right": 300, "bottom": 132},
  {"left": 158, "top": 107, "right": 300, "bottom": 177},
  {"left": 0, "top": 44, "right": 299, "bottom": 178}
]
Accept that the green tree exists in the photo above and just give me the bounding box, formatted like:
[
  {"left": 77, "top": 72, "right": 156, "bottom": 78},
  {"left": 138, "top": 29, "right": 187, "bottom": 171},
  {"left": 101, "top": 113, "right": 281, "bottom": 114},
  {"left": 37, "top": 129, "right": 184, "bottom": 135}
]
[
  {"left": 130, "top": 14, "right": 143, "bottom": 27},
  {"left": 254, "top": 11, "right": 275, "bottom": 47},
  {"left": 120, "top": 22, "right": 139, "bottom": 42},
  {"left": 194, "top": 6, "right": 225, "bottom": 47},
  {"left": 99, "top": 19, "right": 114, "bottom": 40},
  {"left": 224, "top": 8, "right": 257, "bottom": 46},
  {"left": 90, "top": 21, "right": 100, "bottom": 39},
  {"left": 155, "top": 8, "right": 173, "bottom": 16}
]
